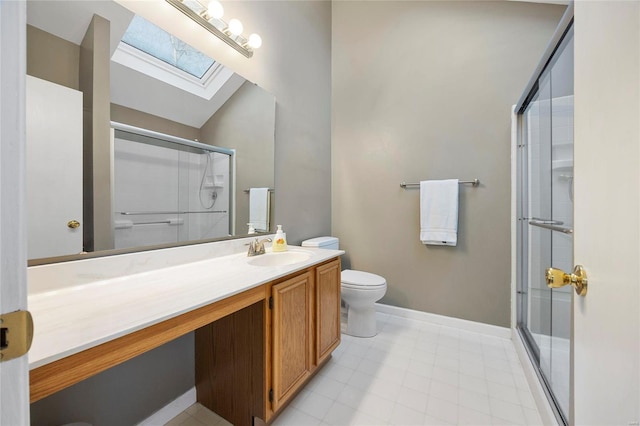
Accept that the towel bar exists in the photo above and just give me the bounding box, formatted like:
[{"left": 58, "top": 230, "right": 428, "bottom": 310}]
[{"left": 400, "top": 179, "right": 479, "bottom": 188}]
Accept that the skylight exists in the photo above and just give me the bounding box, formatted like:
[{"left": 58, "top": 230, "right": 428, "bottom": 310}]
[{"left": 121, "top": 15, "right": 215, "bottom": 79}]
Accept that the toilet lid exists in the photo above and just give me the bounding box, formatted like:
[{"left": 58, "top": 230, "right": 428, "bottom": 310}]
[{"left": 342, "top": 269, "right": 386, "bottom": 288}]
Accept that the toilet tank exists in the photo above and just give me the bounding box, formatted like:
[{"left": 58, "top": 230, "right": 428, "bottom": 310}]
[{"left": 301, "top": 236, "right": 339, "bottom": 250}]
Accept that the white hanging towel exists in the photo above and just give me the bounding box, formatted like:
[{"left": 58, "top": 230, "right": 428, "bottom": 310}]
[
  {"left": 420, "top": 179, "right": 459, "bottom": 246},
  {"left": 249, "top": 188, "right": 270, "bottom": 231}
]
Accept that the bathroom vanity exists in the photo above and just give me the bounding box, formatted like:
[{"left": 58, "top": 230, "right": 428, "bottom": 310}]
[{"left": 27, "top": 242, "right": 343, "bottom": 425}]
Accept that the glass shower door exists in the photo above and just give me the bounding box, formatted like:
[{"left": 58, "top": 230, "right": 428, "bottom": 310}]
[{"left": 518, "top": 26, "right": 573, "bottom": 424}]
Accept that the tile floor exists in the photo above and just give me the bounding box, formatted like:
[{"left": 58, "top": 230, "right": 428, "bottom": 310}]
[
  {"left": 165, "top": 402, "right": 233, "bottom": 426},
  {"left": 166, "top": 312, "right": 543, "bottom": 425}
]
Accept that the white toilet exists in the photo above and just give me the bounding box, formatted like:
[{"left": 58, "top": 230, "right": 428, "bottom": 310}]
[{"left": 301, "top": 237, "right": 387, "bottom": 337}]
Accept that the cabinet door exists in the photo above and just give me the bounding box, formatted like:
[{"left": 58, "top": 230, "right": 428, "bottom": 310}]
[
  {"left": 315, "top": 259, "right": 341, "bottom": 365},
  {"left": 271, "top": 271, "right": 313, "bottom": 412}
]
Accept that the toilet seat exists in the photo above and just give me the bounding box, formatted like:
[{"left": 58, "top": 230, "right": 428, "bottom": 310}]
[{"left": 341, "top": 269, "right": 387, "bottom": 289}]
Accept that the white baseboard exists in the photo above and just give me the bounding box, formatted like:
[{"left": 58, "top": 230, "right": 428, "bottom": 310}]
[
  {"left": 137, "top": 387, "right": 196, "bottom": 426},
  {"left": 375, "top": 303, "right": 511, "bottom": 339},
  {"left": 511, "top": 329, "right": 559, "bottom": 426}
]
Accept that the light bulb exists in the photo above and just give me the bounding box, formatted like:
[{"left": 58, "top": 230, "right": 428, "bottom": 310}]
[
  {"left": 207, "top": 1, "right": 224, "bottom": 19},
  {"left": 248, "top": 33, "right": 262, "bottom": 49},
  {"left": 227, "top": 18, "right": 243, "bottom": 36}
]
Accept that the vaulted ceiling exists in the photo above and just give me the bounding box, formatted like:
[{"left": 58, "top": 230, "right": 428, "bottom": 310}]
[{"left": 26, "top": 0, "right": 244, "bottom": 128}]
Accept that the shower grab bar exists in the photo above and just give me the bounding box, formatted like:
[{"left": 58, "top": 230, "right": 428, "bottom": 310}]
[
  {"left": 115, "top": 219, "right": 185, "bottom": 229},
  {"left": 528, "top": 220, "right": 573, "bottom": 234},
  {"left": 400, "top": 179, "right": 480, "bottom": 188},
  {"left": 134, "top": 220, "right": 174, "bottom": 226},
  {"left": 118, "top": 210, "right": 227, "bottom": 215},
  {"left": 527, "top": 217, "right": 564, "bottom": 225}
]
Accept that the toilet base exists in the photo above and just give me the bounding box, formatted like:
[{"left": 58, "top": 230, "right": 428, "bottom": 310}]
[{"left": 345, "top": 304, "right": 378, "bottom": 338}]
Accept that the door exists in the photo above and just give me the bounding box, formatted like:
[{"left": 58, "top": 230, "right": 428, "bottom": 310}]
[
  {"left": 572, "top": 2, "right": 639, "bottom": 424},
  {"left": 0, "top": 1, "right": 30, "bottom": 424},
  {"left": 26, "top": 76, "right": 83, "bottom": 259},
  {"left": 315, "top": 259, "right": 341, "bottom": 366},
  {"left": 271, "top": 271, "right": 313, "bottom": 412},
  {"left": 517, "top": 24, "right": 574, "bottom": 424}
]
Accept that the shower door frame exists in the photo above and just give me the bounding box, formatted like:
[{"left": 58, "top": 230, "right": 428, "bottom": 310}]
[{"left": 514, "top": 5, "right": 574, "bottom": 426}]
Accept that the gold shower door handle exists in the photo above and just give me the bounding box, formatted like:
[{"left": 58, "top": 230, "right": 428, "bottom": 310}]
[
  {"left": 545, "top": 265, "right": 588, "bottom": 296},
  {"left": 67, "top": 220, "right": 81, "bottom": 229}
]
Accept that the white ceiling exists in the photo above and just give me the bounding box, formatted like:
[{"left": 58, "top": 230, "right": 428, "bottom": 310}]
[{"left": 26, "top": 0, "right": 242, "bottom": 129}]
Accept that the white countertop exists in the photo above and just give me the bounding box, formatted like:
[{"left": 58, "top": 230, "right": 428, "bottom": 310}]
[{"left": 28, "top": 246, "right": 343, "bottom": 369}]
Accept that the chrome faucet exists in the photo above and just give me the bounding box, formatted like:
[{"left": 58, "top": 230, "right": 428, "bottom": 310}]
[{"left": 247, "top": 237, "right": 272, "bottom": 256}]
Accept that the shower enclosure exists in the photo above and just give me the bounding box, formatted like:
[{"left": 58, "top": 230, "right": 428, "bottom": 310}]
[
  {"left": 113, "top": 124, "right": 234, "bottom": 250},
  {"left": 516, "top": 16, "right": 574, "bottom": 426}
]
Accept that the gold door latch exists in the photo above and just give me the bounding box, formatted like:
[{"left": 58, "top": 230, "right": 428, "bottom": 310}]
[
  {"left": 67, "top": 220, "right": 81, "bottom": 229},
  {"left": 0, "top": 310, "right": 34, "bottom": 362},
  {"left": 545, "top": 265, "right": 588, "bottom": 296}
]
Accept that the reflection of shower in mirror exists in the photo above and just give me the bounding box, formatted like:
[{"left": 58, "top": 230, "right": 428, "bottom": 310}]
[{"left": 113, "top": 124, "right": 234, "bottom": 250}]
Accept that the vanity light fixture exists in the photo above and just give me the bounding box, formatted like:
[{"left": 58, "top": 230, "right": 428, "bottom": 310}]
[
  {"left": 226, "top": 18, "right": 243, "bottom": 36},
  {"left": 165, "top": 0, "right": 261, "bottom": 58},
  {"left": 206, "top": 0, "right": 224, "bottom": 19}
]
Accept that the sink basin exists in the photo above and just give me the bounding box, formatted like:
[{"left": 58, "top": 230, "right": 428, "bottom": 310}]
[{"left": 247, "top": 251, "right": 312, "bottom": 267}]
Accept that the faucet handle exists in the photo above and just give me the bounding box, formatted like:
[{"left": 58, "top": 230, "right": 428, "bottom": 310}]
[
  {"left": 247, "top": 238, "right": 258, "bottom": 256},
  {"left": 247, "top": 237, "right": 272, "bottom": 256},
  {"left": 255, "top": 237, "right": 272, "bottom": 255}
]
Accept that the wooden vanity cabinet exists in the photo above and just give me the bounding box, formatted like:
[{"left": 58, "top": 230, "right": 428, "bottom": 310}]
[
  {"left": 270, "top": 270, "right": 314, "bottom": 412},
  {"left": 195, "top": 257, "right": 342, "bottom": 425},
  {"left": 315, "top": 259, "right": 341, "bottom": 366},
  {"left": 195, "top": 301, "right": 265, "bottom": 426},
  {"left": 268, "top": 258, "right": 342, "bottom": 418}
]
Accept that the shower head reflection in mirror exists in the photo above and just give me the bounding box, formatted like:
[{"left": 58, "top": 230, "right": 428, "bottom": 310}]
[{"left": 199, "top": 152, "right": 219, "bottom": 210}]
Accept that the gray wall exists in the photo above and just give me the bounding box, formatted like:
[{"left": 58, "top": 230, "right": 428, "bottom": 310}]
[
  {"left": 27, "top": 24, "right": 79, "bottom": 90},
  {"left": 80, "top": 14, "right": 113, "bottom": 252},
  {"left": 111, "top": 103, "right": 201, "bottom": 141},
  {"left": 30, "top": 334, "right": 194, "bottom": 426},
  {"left": 332, "top": 1, "right": 565, "bottom": 327}
]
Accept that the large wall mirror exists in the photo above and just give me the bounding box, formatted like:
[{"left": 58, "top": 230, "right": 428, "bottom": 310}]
[{"left": 26, "top": 0, "right": 275, "bottom": 264}]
